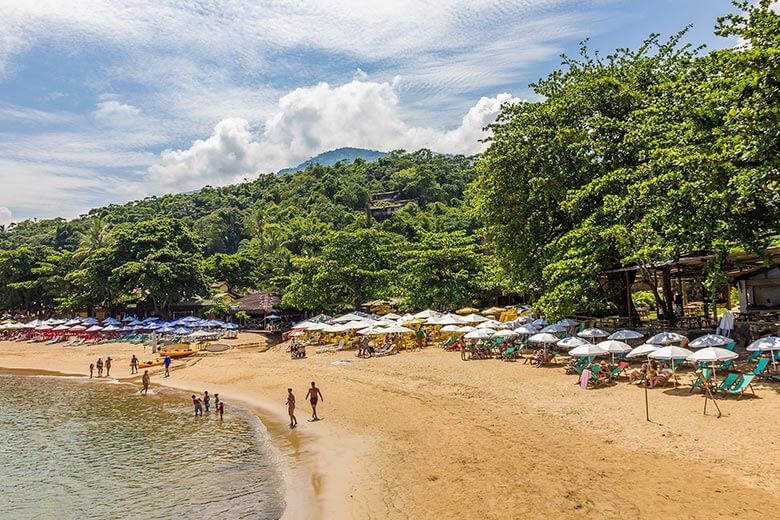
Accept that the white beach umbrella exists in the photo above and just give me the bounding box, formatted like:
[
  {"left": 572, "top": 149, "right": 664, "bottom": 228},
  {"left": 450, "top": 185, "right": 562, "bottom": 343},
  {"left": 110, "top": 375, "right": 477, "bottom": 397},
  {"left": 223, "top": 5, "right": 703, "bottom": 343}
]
[
  {"left": 513, "top": 325, "right": 538, "bottom": 335},
  {"left": 492, "top": 329, "right": 518, "bottom": 338},
  {"left": 608, "top": 329, "right": 644, "bottom": 341},
  {"left": 102, "top": 325, "right": 119, "bottom": 331},
  {"left": 557, "top": 318, "right": 579, "bottom": 327},
  {"left": 687, "top": 347, "right": 738, "bottom": 363},
  {"left": 332, "top": 313, "right": 364, "bottom": 323},
  {"left": 477, "top": 320, "right": 502, "bottom": 329},
  {"left": 321, "top": 324, "right": 346, "bottom": 333},
  {"left": 557, "top": 337, "right": 588, "bottom": 350},
  {"left": 569, "top": 343, "right": 608, "bottom": 357},
  {"left": 413, "top": 309, "right": 440, "bottom": 319},
  {"left": 577, "top": 327, "right": 609, "bottom": 340},
  {"left": 746, "top": 336, "right": 780, "bottom": 352},
  {"left": 69, "top": 325, "right": 87, "bottom": 331},
  {"left": 457, "top": 325, "right": 476, "bottom": 333},
  {"left": 531, "top": 318, "right": 548, "bottom": 328},
  {"left": 342, "top": 320, "right": 373, "bottom": 330},
  {"left": 462, "top": 313, "right": 489, "bottom": 323},
  {"left": 305, "top": 322, "right": 328, "bottom": 331},
  {"left": 647, "top": 332, "right": 687, "bottom": 345},
  {"left": 382, "top": 313, "right": 402, "bottom": 320},
  {"left": 357, "top": 326, "right": 386, "bottom": 335},
  {"left": 85, "top": 325, "right": 104, "bottom": 332},
  {"left": 648, "top": 346, "right": 694, "bottom": 360},
  {"left": 440, "top": 325, "right": 462, "bottom": 333},
  {"left": 64, "top": 318, "right": 82, "bottom": 326},
  {"left": 688, "top": 334, "right": 731, "bottom": 349},
  {"left": 382, "top": 324, "right": 414, "bottom": 334},
  {"left": 541, "top": 322, "right": 568, "bottom": 333},
  {"left": 528, "top": 333, "right": 560, "bottom": 344},
  {"left": 53, "top": 325, "right": 70, "bottom": 331},
  {"left": 293, "top": 320, "right": 317, "bottom": 329},
  {"left": 465, "top": 328, "right": 495, "bottom": 339},
  {"left": 598, "top": 340, "right": 632, "bottom": 354},
  {"left": 626, "top": 343, "right": 659, "bottom": 359}
]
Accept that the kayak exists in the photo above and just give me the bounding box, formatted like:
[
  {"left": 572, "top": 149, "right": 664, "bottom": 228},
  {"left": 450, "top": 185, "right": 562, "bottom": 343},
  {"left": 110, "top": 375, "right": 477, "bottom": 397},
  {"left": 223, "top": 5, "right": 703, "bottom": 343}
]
[
  {"left": 158, "top": 350, "right": 196, "bottom": 359},
  {"left": 138, "top": 359, "right": 163, "bottom": 369}
]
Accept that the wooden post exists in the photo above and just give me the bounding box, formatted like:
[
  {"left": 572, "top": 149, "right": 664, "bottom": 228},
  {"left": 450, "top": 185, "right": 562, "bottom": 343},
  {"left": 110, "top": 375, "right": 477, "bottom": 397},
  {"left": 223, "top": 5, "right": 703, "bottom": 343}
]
[{"left": 644, "top": 383, "right": 650, "bottom": 422}]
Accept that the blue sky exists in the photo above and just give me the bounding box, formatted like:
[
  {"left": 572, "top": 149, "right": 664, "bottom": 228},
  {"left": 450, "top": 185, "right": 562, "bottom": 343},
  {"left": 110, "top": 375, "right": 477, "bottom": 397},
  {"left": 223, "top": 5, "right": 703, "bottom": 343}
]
[{"left": 0, "top": 0, "right": 739, "bottom": 224}]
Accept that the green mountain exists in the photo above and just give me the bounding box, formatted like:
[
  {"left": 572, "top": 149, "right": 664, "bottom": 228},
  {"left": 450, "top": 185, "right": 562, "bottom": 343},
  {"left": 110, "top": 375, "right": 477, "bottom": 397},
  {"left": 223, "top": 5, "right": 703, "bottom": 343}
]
[{"left": 277, "top": 147, "right": 388, "bottom": 175}]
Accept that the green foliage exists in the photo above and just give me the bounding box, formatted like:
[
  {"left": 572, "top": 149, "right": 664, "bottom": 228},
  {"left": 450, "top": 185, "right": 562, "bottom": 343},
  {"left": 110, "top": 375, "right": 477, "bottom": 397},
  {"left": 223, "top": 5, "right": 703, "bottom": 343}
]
[
  {"left": 632, "top": 290, "right": 656, "bottom": 310},
  {"left": 202, "top": 252, "right": 255, "bottom": 290}
]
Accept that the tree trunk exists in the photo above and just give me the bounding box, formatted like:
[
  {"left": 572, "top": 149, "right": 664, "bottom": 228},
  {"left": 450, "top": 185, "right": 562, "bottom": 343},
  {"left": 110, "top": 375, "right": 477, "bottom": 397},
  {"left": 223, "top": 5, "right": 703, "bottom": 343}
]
[
  {"left": 604, "top": 271, "right": 639, "bottom": 324},
  {"left": 661, "top": 267, "right": 677, "bottom": 326}
]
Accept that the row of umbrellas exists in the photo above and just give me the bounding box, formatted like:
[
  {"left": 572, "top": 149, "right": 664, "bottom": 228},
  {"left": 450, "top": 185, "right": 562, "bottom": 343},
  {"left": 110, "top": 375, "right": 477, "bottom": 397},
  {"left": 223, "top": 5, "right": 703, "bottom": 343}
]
[{"left": 1, "top": 315, "right": 238, "bottom": 334}]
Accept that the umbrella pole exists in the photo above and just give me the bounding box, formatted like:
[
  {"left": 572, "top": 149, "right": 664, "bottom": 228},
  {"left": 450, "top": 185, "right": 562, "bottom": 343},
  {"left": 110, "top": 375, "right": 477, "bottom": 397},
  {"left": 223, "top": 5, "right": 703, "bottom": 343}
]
[{"left": 644, "top": 383, "right": 650, "bottom": 422}]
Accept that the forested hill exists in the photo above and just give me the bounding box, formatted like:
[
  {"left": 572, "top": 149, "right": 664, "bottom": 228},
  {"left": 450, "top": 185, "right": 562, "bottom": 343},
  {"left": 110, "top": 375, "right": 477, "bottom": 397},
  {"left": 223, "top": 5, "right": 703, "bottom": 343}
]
[
  {"left": 276, "top": 147, "right": 388, "bottom": 175},
  {"left": 0, "top": 149, "right": 488, "bottom": 314}
]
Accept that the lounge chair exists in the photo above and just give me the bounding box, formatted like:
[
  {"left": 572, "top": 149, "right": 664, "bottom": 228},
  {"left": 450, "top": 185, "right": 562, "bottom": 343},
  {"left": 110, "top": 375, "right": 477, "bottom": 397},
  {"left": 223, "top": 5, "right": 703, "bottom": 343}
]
[
  {"left": 715, "top": 359, "right": 734, "bottom": 373},
  {"left": 748, "top": 358, "right": 770, "bottom": 378},
  {"left": 689, "top": 369, "right": 713, "bottom": 393},
  {"left": 316, "top": 339, "right": 345, "bottom": 354},
  {"left": 725, "top": 374, "right": 757, "bottom": 399},
  {"left": 745, "top": 351, "right": 762, "bottom": 362},
  {"left": 715, "top": 372, "right": 740, "bottom": 393},
  {"left": 610, "top": 361, "right": 631, "bottom": 379}
]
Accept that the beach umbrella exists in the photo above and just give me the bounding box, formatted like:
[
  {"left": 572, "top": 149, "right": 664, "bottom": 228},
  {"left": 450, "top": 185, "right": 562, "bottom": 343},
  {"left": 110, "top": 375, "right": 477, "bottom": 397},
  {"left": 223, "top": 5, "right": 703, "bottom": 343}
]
[
  {"left": 513, "top": 325, "right": 538, "bottom": 335},
  {"left": 461, "top": 313, "right": 489, "bottom": 323},
  {"left": 456, "top": 325, "right": 476, "bottom": 333},
  {"left": 531, "top": 318, "right": 548, "bottom": 328},
  {"left": 608, "top": 329, "right": 644, "bottom": 341},
  {"left": 477, "top": 320, "right": 502, "bottom": 329},
  {"left": 440, "top": 324, "right": 462, "bottom": 333},
  {"left": 122, "top": 315, "right": 137, "bottom": 322},
  {"left": 305, "top": 322, "right": 328, "bottom": 331},
  {"left": 64, "top": 318, "right": 82, "bottom": 326},
  {"left": 333, "top": 313, "right": 364, "bottom": 323},
  {"left": 189, "top": 330, "right": 217, "bottom": 338},
  {"left": 746, "top": 336, "right": 780, "bottom": 352},
  {"left": 528, "top": 333, "right": 559, "bottom": 345},
  {"left": 557, "top": 318, "right": 579, "bottom": 327},
  {"left": 541, "top": 323, "right": 568, "bottom": 333},
  {"left": 687, "top": 347, "right": 738, "bottom": 363},
  {"left": 143, "top": 323, "right": 161, "bottom": 330},
  {"left": 492, "top": 329, "right": 518, "bottom": 338},
  {"left": 626, "top": 344, "right": 659, "bottom": 359},
  {"left": 102, "top": 324, "right": 119, "bottom": 331},
  {"left": 481, "top": 306, "right": 506, "bottom": 316},
  {"left": 577, "top": 327, "right": 609, "bottom": 340},
  {"left": 265, "top": 314, "right": 281, "bottom": 320},
  {"left": 82, "top": 317, "right": 99, "bottom": 326},
  {"left": 382, "top": 313, "right": 402, "bottom": 320},
  {"left": 598, "top": 340, "right": 632, "bottom": 354},
  {"left": 102, "top": 317, "right": 120, "bottom": 325},
  {"left": 173, "top": 327, "right": 192, "bottom": 335},
  {"left": 180, "top": 316, "right": 200, "bottom": 323},
  {"left": 342, "top": 320, "right": 373, "bottom": 330},
  {"left": 382, "top": 324, "right": 414, "bottom": 334},
  {"left": 321, "top": 324, "right": 346, "bottom": 333},
  {"left": 69, "top": 325, "right": 87, "bottom": 331},
  {"left": 689, "top": 334, "right": 731, "bottom": 349},
  {"left": 569, "top": 343, "right": 608, "bottom": 357},
  {"left": 85, "top": 325, "right": 103, "bottom": 332},
  {"left": 464, "top": 328, "right": 495, "bottom": 339},
  {"left": 157, "top": 325, "right": 175, "bottom": 333},
  {"left": 357, "top": 326, "right": 386, "bottom": 335},
  {"left": 557, "top": 337, "right": 589, "bottom": 350},
  {"left": 647, "top": 332, "right": 686, "bottom": 345},
  {"left": 648, "top": 346, "right": 693, "bottom": 360},
  {"left": 35, "top": 324, "right": 51, "bottom": 331},
  {"left": 455, "top": 307, "right": 480, "bottom": 315},
  {"left": 53, "top": 325, "right": 70, "bottom": 331}
]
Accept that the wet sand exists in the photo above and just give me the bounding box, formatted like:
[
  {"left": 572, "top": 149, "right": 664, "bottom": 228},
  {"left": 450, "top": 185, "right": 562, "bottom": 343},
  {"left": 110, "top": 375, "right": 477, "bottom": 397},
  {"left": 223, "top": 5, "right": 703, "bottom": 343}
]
[{"left": 1, "top": 335, "right": 779, "bottom": 519}]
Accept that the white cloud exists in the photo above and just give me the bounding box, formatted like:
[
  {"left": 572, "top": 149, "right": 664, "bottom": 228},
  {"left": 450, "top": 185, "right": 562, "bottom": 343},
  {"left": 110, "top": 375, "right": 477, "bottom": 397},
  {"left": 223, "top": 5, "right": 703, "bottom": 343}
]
[
  {"left": 0, "top": 206, "right": 12, "bottom": 227},
  {"left": 147, "top": 79, "right": 519, "bottom": 191},
  {"left": 92, "top": 99, "right": 141, "bottom": 127}
]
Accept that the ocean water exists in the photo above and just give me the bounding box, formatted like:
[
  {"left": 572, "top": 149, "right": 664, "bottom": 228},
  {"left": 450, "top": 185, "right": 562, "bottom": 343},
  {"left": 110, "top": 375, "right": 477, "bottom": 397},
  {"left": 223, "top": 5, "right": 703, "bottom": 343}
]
[{"left": 0, "top": 372, "right": 285, "bottom": 519}]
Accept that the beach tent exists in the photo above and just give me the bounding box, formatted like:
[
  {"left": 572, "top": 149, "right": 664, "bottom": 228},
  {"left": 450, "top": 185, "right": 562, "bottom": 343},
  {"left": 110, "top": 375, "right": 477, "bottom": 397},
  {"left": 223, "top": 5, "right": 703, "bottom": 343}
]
[
  {"left": 647, "top": 332, "right": 687, "bottom": 345},
  {"left": 688, "top": 334, "right": 731, "bottom": 349},
  {"left": 626, "top": 343, "right": 659, "bottom": 359},
  {"left": 557, "top": 337, "right": 588, "bottom": 350},
  {"left": 608, "top": 329, "right": 644, "bottom": 341}
]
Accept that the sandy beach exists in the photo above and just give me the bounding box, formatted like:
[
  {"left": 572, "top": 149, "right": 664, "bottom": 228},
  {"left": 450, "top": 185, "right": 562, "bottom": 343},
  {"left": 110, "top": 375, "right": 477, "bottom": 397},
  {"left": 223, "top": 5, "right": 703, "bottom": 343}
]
[{"left": 1, "top": 334, "right": 779, "bottom": 519}]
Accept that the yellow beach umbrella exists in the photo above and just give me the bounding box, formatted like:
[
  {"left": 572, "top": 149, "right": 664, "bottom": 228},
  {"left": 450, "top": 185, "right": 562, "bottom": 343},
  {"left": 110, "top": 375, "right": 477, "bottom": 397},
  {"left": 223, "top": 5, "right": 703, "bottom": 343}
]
[
  {"left": 455, "top": 307, "right": 480, "bottom": 315},
  {"left": 482, "top": 306, "right": 506, "bottom": 316}
]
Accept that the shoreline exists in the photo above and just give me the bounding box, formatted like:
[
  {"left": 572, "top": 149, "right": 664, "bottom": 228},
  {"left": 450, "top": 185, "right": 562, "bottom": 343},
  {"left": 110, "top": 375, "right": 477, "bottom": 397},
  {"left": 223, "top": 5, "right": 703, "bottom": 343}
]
[
  {"left": 2, "top": 337, "right": 780, "bottom": 518},
  {"left": 0, "top": 362, "right": 352, "bottom": 520}
]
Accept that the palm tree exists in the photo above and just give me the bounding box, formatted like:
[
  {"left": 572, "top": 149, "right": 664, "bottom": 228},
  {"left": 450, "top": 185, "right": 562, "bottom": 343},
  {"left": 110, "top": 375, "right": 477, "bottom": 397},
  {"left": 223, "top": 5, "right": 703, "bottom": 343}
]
[{"left": 73, "top": 217, "right": 111, "bottom": 266}]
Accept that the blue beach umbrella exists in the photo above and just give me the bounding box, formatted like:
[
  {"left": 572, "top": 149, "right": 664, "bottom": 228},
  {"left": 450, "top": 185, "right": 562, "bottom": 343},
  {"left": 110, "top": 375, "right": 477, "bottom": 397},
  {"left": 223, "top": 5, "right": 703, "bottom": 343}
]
[{"left": 173, "top": 327, "right": 192, "bottom": 335}]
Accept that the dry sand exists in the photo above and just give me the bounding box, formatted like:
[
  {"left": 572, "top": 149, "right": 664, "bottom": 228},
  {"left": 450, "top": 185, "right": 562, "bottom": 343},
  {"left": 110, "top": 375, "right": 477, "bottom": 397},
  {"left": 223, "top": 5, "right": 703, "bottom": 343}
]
[{"left": 1, "top": 334, "right": 779, "bottom": 519}]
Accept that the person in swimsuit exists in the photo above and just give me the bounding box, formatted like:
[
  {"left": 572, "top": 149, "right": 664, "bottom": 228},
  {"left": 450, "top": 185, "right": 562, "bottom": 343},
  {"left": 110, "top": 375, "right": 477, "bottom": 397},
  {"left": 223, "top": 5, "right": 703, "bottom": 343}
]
[
  {"left": 130, "top": 355, "right": 138, "bottom": 374},
  {"left": 192, "top": 395, "right": 203, "bottom": 417},
  {"left": 214, "top": 393, "right": 220, "bottom": 412},
  {"left": 89, "top": 363, "right": 94, "bottom": 379},
  {"left": 96, "top": 358, "right": 103, "bottom": 377},
  {"left": 163, "top": 355, "right": 171, "bottom": 377},
  {"left": 218, "top": 401, "right": 224, "bottom": 420},
  {"left": 286, "top": 388, "right": 297, "bottom": 428},
  {"left": 142, "top": 370, "right": 150, "bottom": 395},
  {"left": 305, "top": 381, "right": 323, "bottom": 421},
  {"left": 104, "top": 357, "right": 111, "bottom": 377},
  {"left": 203, "top": 391, "right": 210, "bottom": 412}
]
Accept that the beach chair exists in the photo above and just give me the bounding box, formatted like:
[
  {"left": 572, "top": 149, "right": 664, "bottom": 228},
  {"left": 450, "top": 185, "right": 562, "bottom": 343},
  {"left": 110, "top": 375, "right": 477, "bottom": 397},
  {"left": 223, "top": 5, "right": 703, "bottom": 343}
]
[
  {"left": 689, "top": 369, "right": 712, "bottom": 393},
  {"left": 715, "top": 372, "right": 740, "bottom": 393},
  {"left": 610, "top": 361, "right": 631, "bottom": 379},
  {"left": 745, "top": 351, "right": 762, "bottom": 362},
  {"left": 725, "top": 374, "right": 757, "bottom": 399},
  {"left": 748, "top": 358, "right": 770, "bottom": 378},
  {"left": 715, "top": 359, "right": 734, "bottom": 373},
  {"left": 725, "top": 341, "right": 736, "bottom": 351}
]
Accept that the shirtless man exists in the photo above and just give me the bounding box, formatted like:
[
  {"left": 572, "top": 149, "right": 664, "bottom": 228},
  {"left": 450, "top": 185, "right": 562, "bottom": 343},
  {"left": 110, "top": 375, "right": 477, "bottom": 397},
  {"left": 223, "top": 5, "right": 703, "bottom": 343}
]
[
  {"left": 130, "top": 355, "right": 138, "bottom": 374},
  {"left": 142, "top": 370, "right": 150, "bottom": 395},
  {"left": 305, "top": 381, "right": 323, "bottom": 421},
  {"left": 96, "top": 358, "right": 103, "bottom": 377},
  {"left": 286, "top": 388, "right": 297, "bottom": 428},
  {"left": 104, "top": 356, "right": 112, "bottom": 377}
]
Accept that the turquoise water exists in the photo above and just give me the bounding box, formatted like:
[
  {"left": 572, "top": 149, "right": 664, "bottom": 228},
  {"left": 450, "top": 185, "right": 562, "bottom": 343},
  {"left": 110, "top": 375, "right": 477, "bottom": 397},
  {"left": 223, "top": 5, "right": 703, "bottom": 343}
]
[{"left": 0, "top": 372, "right": 285, "bottom": 519}]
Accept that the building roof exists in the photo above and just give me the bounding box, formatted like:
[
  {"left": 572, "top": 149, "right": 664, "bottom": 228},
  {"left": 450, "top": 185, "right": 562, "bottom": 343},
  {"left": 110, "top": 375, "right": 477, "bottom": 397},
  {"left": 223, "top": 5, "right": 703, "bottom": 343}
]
[{"left": 234, "top": 291, "right": 281, "bottom": 313}]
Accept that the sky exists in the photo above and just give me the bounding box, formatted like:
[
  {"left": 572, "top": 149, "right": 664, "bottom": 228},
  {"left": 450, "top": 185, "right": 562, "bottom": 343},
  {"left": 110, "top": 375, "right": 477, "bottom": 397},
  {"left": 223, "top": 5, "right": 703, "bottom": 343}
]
[{"left": 0, "top": 0, "right": 741, "bottom": 224}]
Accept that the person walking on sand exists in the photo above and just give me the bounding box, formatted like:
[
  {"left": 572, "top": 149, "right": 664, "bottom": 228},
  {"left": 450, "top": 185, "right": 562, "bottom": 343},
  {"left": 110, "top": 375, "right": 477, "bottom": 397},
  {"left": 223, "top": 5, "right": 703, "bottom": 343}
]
[
  {"left": 305, "top": 381, "right": 323, "bottom": 421},
  {"left": 214, "top": 393, "right": 220, "bottom": 412},
  {"left": 142, "top": 370, "right": 150, "bottom": 395},
  {"left": 130, "top": 355, "right": 138, "bottom": 375},
  {"left": 89, "top": 363, "right": 94, "bottom": 379},
  {"left": 286, "top": 388, "right": 297, "bottom": 428},
  {"left": 192, "top": 395, "right": 203, "bottom": 417},
  {"left": 96, "top": 358, "right": 104, "bottom": 377},
  {"left": 105, "top": 356, "right": 112, "bottom": 377},
  {"left": 218, "top": 401, "right": 224, "bottom": 420},
  {"left": 163, "top": 355, "right": 171, "bottom": 377},
  {"left": 203, "top": 391, "right": 210, "bottom": 412}
]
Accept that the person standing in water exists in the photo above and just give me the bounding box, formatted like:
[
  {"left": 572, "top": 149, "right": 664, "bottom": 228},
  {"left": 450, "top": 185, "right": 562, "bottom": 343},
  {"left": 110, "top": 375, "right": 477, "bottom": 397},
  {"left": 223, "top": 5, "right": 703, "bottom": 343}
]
[
  {"left": 214, "top": 393, "right": 220, "bottom": 412},
  {"left": 203, "top": 391, "right": 210, "bottom": 412},
  {"left": 286, "top": 388, "right": 297, "bottom": 428},
  {"left": 89, "top": 363, "right": 94, "bottom": 379},
  {"left": 142, "top": 370, "right": 150, "bottom": 395},
  {"left": 96, "top": 358, "right": 104, "bottom": 377},
  {"left": 192, "top": 395, "right": 203, "bottom": 417},
  {"left": 305, "top": 381, "right": 323, "bottom": 421},
  {"left": 163, "top": 355, "right": 171, "bottom": 377},
  {"left": 104, "top": 356, "right": 112, "bottom": 377},
  {"left": 130, "top": 355, "right": 138, "bottom": 374},
  {"left": 217, "top": 401, "right": 224, "bottom": 420}
]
